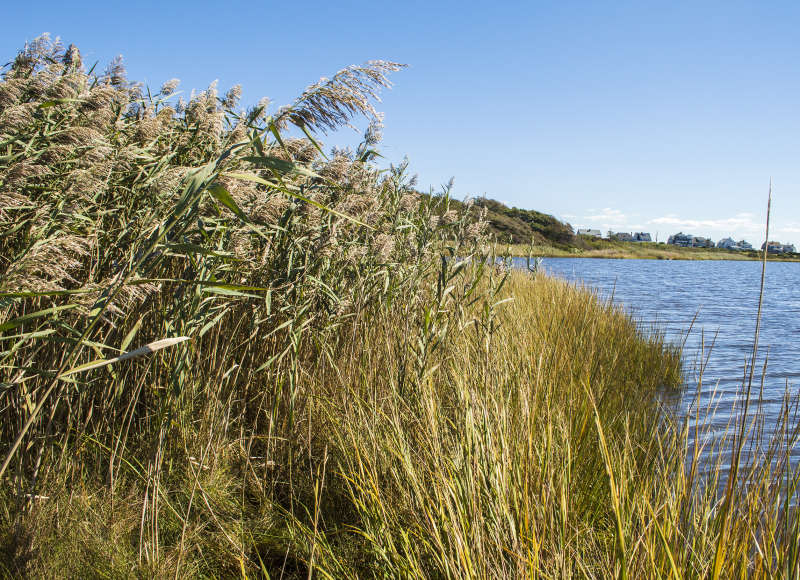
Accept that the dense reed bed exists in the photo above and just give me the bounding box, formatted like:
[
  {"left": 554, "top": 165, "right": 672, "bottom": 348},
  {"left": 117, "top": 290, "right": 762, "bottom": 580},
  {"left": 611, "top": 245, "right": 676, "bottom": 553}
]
[{"left": 1, "top": 36, "right": 799, "bottom": 578}]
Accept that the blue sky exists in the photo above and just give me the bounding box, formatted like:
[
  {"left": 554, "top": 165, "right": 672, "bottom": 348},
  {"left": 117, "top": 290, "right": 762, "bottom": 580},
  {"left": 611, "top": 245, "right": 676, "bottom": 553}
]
[{"left": 3, "top": 0, "right": 800, "bottom": 245}]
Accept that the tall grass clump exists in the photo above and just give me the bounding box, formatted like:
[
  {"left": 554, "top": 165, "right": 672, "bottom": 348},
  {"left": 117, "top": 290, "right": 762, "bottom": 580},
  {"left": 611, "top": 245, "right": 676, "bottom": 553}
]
[{"left": 0, "top": 36, "right": 798, "bottom": 578}]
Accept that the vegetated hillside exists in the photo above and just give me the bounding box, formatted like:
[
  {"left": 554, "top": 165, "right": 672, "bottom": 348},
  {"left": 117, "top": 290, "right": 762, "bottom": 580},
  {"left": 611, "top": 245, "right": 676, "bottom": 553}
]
[{"left": 445, "top": 196, "right": 576, "bottom": 247}]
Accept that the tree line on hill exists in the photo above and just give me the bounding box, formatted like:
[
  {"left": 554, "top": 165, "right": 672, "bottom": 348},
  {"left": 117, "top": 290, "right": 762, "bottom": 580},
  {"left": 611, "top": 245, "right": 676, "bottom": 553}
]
[{"left": 434, "top": 195, "right": 577, "bottom": 247}]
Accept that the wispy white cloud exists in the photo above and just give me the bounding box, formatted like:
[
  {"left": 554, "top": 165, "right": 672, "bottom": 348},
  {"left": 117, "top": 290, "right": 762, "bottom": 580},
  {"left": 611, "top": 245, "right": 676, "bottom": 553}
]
[
  {"left": 646, "top": 213, "right": 761, "bottom": 233},
  {"left": 772, "top": 220, "right": 800, "bottom": 237},
  {"left": 577, "top": 207, "right": 631, "bottom": 231},
  {"left": 585, "top": 207, "right": 627, "bottom": 222}
]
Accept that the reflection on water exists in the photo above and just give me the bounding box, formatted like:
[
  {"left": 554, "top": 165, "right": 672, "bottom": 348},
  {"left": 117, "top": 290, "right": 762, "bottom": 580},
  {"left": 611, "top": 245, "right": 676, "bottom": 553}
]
[{"left": 512, "top": 257, "right": 800, "bottom": 470}]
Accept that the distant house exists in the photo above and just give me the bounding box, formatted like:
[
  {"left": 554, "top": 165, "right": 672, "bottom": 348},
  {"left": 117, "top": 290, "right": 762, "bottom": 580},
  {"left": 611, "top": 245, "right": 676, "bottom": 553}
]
[
  {"left": 761, "top": 241, "right": 796, "bottom": 254},
  {"left": 667, "top": 232, "right": 714, "bottom": 248},
  {"left": 667, "top": 232, "right": 693, "bottom": 247},
  {"left": 632, "top": 232, "right": 652, "bottom": 242},
  {"left": 577, "top": 228, "right": 602, "bottom": 238},
  {"left": 608, "top": 231, "right": 634, "bottom": 242},
  {"left": 718, "top": 237, "right": 754, "bottom": 251}
]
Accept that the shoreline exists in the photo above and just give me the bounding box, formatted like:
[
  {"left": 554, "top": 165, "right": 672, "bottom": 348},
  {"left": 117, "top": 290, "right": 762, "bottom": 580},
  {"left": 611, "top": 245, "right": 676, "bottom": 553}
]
[{"left": 505, "top": 242, "right": 800, "bottom": 262}]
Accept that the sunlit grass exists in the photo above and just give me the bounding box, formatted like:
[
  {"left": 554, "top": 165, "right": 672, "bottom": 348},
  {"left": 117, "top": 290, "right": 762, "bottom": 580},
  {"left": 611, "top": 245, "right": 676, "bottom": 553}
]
[{"left": 1, "top": 36, "right": 799, "bottom": 578}]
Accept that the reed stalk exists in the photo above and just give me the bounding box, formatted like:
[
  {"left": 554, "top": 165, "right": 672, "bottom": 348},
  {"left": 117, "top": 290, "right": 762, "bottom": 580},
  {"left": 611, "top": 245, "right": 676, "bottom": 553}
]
[{"left": 0, "top": 37, "right": 797, "bottom": 578}]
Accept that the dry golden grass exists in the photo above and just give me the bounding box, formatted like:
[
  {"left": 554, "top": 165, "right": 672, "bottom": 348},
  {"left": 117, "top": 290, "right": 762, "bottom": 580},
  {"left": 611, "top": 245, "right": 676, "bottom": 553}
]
[{"left": 1, "top": 36, "right": 799, "bottom": 578}]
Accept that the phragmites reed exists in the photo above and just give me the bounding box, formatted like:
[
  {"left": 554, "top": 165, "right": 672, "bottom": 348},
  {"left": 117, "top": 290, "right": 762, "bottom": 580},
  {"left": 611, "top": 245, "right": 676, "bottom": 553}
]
[
  {"left": 0, "top": 35, "right": 797, "bottom": 579},
  {"left": 274, "top": 61, "right": 404, "bottom": 133}
]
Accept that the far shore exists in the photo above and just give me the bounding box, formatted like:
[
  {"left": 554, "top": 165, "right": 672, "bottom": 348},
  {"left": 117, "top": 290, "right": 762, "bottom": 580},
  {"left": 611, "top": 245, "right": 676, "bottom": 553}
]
[{"left": 506, "top": 241, "right": 800, "bottom": 262}]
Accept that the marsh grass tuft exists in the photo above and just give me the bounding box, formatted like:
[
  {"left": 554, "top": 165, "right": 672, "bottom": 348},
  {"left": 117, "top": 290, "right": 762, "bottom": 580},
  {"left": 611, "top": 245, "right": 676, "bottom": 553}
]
[{"left": 0, "top": 36, "right": 798, "bottom": 578}]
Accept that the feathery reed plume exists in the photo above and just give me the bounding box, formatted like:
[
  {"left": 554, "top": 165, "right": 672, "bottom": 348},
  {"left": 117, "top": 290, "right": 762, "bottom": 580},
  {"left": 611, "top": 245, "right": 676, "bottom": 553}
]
[{"left": 275, "top": 61, "right": 405, "bottom": 133}]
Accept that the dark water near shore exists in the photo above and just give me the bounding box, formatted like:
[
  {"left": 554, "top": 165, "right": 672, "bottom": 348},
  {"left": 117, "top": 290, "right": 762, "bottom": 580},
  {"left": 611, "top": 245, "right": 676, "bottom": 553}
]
[{"left": 512, "top": 257, "right": 800, "bottom": 466}]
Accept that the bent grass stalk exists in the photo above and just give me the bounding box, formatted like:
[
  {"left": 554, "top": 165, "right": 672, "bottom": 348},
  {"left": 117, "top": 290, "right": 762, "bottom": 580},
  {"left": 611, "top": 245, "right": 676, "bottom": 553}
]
[{"left": 712, "top": 180, "right": 771, "bottom": 580}]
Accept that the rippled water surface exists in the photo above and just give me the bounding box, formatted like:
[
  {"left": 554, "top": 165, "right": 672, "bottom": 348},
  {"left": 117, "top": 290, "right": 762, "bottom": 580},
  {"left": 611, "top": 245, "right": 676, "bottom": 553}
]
[{"left": 512, "top": 257, "right": 800, "bottom": 457}]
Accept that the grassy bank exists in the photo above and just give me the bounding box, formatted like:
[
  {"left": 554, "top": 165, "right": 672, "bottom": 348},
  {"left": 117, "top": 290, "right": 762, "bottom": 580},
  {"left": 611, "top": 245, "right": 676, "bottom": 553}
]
[
  {"left": 433, "top": 197, "right": 800, "bottom": 263},
  {"left": 2, "top": 269, "right": 686, "bottom": 577},
  {"left": 507, "top": 240, "right": 800, "bottom": 261},
  {"left": 2, "top": 37, "right": 800, "bottom": 578}
]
